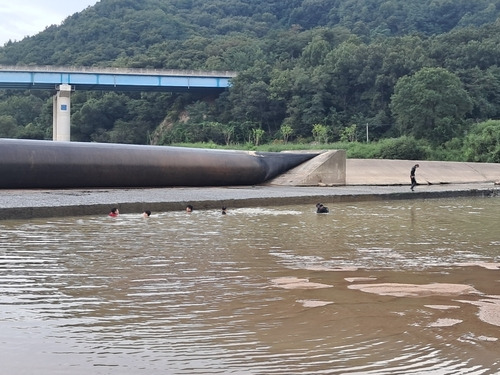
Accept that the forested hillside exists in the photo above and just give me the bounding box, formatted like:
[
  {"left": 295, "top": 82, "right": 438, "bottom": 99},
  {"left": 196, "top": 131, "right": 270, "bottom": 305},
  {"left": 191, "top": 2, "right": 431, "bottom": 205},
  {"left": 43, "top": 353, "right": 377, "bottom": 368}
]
[{"left": 1, "top": 0, "right": 500, "bottom": 161}]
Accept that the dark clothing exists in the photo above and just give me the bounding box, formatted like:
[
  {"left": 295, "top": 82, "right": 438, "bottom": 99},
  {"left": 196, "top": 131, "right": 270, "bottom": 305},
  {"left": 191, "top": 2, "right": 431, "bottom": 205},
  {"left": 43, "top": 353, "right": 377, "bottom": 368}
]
[
  {"left": 410, "top": 165, "right": 418, "bottom": 191},
  {"left": 316, "top": 204, "right": 329, "bottom": 213}
]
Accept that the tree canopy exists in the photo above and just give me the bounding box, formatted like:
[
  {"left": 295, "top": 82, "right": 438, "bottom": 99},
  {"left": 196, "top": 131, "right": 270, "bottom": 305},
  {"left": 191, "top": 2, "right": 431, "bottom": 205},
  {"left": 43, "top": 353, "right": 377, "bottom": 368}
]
[
  {"left": 0, "top": 0, "right": 500, "bottom": 156},
  {"left": 390, "top": 67, "right": 472, "bottom": 144}
]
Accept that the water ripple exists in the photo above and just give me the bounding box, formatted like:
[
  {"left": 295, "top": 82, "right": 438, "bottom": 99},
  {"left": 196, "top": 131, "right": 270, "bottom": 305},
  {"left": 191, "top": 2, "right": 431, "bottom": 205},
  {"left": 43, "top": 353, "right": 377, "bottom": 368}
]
[{"left": 1, "top": 198, "right": 499, "bottom": 374}]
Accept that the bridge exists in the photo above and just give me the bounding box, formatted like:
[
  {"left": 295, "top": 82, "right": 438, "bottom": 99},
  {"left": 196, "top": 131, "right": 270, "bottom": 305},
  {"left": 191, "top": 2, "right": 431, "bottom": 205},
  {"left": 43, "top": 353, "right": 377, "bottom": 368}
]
[
  {"left": 0, "top": 65, "right": 236, "bottom": 92},
  {"left": 0, "top": 65, "right": 236, "bottom": 141}
]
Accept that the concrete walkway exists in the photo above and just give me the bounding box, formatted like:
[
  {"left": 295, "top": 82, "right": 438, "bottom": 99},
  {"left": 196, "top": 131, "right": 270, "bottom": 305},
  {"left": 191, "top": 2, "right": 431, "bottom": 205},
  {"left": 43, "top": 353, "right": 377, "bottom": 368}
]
[
  {"left": 0, "top": 159, "right": 499, "bottom": 220},
  {"left": 346, "top": 159, "right": 500, "bottom": 185}
]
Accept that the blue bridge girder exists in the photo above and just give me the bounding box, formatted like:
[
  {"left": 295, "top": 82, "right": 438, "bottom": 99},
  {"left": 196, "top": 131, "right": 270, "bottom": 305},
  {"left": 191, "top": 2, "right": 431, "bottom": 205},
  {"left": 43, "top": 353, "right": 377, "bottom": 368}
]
[{"left": 0, "top": 65, "right": 236, "bottom": 92}]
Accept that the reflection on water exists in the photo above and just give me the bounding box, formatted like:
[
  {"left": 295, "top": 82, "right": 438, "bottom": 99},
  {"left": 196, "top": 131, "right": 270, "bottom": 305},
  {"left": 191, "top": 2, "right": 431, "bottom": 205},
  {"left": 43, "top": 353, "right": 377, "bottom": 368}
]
[{"left": 1, "top": 197, "right": 499, "bottom": 374}]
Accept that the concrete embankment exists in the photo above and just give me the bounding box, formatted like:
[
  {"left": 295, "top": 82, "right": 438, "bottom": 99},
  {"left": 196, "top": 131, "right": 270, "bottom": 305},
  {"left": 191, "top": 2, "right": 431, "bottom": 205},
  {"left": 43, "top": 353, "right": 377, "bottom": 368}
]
[
  {"left": 0, "top": 157, "right": 499, "bottom": 220},
  {"left": 346, "top": 159, "right": 500, "bottom": 185},
  {"left": 267, "top": 153, "right": 500, "bottom": 186}
]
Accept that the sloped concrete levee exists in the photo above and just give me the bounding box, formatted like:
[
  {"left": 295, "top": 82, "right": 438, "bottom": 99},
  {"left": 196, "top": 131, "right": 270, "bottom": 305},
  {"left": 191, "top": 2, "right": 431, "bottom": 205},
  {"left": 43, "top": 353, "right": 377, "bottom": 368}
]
[
  {"left": 346, "top": 159, "right": 500, "bottom": 185},
  {"left": 267, "top": 153, "right": 500, "bottom": 187},
  {"left": 267, "top": 150, "right": 346, "bottom": 186}
]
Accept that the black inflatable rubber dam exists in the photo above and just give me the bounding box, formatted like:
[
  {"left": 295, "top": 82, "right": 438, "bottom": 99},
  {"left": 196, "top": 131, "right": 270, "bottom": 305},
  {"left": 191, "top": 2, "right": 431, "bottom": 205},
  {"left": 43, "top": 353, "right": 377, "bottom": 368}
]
[{"left": 0, "top": 139, "right": 319, "bottom": 189}]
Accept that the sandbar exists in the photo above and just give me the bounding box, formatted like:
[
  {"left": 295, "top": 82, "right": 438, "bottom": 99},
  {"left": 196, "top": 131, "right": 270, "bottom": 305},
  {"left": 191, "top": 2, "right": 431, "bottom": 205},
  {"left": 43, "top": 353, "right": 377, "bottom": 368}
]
[{"left": 348, "top": 282, "right": 478, "bottom": 297}]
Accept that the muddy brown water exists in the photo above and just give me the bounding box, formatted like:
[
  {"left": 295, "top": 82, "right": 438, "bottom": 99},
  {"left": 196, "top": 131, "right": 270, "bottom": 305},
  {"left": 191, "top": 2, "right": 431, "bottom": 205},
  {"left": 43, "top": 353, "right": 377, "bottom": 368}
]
[{"left": 1, "top": 197, "right": 499, "bottom": 374}]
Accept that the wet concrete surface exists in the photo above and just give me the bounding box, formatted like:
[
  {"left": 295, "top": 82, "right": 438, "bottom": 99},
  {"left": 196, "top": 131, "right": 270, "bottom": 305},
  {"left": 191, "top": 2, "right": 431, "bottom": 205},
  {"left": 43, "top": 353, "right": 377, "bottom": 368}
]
[{"left": 1, "top": 182, "right": 498, "bottom": 220}]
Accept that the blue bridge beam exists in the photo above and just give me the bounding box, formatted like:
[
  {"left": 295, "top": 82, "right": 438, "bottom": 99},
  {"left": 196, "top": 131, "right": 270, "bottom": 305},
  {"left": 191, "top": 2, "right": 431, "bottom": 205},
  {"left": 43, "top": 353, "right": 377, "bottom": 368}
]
[
  {"left": 0, "top": 65, "right": 235, "bottom": 92},
  {"left": 0, "top": 65, "right": 236, "bottom": 141}
]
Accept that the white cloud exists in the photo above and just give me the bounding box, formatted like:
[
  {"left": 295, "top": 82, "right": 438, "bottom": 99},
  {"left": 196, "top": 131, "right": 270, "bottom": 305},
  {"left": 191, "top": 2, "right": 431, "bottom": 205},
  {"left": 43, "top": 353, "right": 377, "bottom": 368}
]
[{"left": 0, "top": 0, "right": 99, "bottom": 46}]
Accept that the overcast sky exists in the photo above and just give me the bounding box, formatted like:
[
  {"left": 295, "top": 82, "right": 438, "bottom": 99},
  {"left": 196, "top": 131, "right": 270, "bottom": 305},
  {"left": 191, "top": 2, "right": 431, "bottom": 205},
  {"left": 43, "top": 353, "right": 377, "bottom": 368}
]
[{"left": 0, "top": 0, "right": 100, "bottom": 46}]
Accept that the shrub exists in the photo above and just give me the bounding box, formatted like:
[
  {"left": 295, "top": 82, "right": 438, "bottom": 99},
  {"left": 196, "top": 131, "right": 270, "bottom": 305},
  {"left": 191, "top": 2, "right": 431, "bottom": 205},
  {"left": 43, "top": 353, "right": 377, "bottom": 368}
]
[
  {"left": 377, "top": 136, "right": 428, "bottom": 160},
  {"left": 463, "top": 120, "right": 500, "bottom": 162}
]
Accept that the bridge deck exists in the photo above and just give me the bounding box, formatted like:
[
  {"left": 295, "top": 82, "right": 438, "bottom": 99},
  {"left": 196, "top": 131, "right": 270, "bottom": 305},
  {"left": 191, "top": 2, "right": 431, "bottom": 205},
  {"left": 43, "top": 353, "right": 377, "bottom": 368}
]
[{"left": 0, "top": 65, "right": 236, "bottom": 92}]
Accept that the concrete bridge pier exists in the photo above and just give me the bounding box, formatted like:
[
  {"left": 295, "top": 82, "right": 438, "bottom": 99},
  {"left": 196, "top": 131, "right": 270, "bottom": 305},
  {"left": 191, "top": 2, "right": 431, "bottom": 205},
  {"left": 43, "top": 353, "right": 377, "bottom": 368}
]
[{"left": 52, "top": 84, "right": 72, "bottom": 141}]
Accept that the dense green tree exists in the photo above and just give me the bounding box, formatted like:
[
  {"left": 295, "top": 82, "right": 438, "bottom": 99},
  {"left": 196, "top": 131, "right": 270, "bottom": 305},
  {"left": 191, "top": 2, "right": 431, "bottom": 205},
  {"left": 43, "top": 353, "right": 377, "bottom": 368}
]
[
  {"left": 323, "top": 39, "right": 369, "bottom": 112},
  {"left": 372, "top": 36, "right": 430, "bottom": 110},
  {"left": 463, "top": 120, "right": 500, "bottom": 162},
  {"left": 71, "top": 93, "right": 128, "bottom": 141},
  {"left": 458, "top": 66, "right": 500, "bottom": 120},
  {"left": 1, "top": 0, "right": 500, "bottom": 158},
  {"left": 390, "top": 67, "right": 472, "bottom": 144},
  {"left": 0, "top": 115, "right": 19, "bottom": 138},
  {"left": 300, "top": 36, "right": 332, "bottom": 67},
  {"left": 0, "top": 93, "right": 45, "bottom": 126}
]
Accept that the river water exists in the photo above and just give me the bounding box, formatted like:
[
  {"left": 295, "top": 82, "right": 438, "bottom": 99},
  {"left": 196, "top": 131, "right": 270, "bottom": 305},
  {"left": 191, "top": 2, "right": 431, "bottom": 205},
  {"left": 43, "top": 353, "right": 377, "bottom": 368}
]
[{"left": 1, "top": 197, "right": 499, "bottom": 374}]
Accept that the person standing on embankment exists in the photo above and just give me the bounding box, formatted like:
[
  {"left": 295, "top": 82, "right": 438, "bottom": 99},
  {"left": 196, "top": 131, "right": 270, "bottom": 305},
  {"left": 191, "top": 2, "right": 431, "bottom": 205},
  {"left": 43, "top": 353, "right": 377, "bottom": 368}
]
[{"left": 410, "top": 164, "right": 419, "bottom": 191}]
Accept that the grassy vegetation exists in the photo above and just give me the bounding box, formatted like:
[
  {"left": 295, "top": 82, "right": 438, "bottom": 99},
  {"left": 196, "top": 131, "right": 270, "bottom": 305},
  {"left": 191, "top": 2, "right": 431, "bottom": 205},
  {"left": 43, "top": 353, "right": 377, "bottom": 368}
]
[
  {"left": 171, "top": 122, "right": 500, "bottom": 163},
  {"left": 171, "top": 137, "right": 432, "bottom": 160}
]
